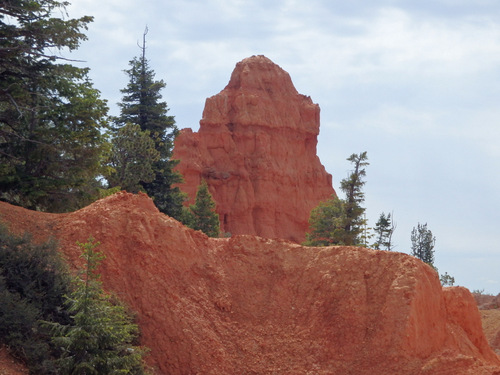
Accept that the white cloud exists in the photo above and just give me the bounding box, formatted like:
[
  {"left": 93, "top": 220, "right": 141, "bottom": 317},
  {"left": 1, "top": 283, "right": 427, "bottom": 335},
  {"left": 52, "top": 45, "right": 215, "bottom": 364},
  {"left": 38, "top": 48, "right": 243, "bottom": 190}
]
[{"left": 279, "top": 7, "right": 500, "bottom": 88}]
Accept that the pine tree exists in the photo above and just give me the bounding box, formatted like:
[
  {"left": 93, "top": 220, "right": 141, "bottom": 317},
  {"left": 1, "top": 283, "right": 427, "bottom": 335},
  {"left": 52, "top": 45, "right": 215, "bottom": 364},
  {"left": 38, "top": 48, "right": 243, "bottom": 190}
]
[
  {"left": 411, "top": 223, "right": 436, "bottom": 267},
  {"left": 340, "top": 152, "right": 369, "bottom": 245},
  {"left": 0, "top": 0, "right": 109, "bottom": 212},
  {"left": 358, "top": 214, "right": 374, "bottom": 248},
  {"left": 305, "top": 152, "right": 369, "bottom": 247},
  {"left": 113, "top": 28, "right": 185, "bottom": 219},
  {"left": 188, "top": 180, "right": 220, "bottom": 237},
  {"left": 373, "top": 212, "right": 396, "bottom": 250},
  {"left": 49, "top": 239, "right": 148, "bottom": 374}
]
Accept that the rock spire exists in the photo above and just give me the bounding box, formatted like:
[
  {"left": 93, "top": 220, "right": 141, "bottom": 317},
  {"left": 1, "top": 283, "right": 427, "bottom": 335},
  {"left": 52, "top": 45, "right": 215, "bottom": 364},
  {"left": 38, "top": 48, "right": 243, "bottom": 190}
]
[{"left": 173, "top": 55, "right": 335, "bottom": 242}]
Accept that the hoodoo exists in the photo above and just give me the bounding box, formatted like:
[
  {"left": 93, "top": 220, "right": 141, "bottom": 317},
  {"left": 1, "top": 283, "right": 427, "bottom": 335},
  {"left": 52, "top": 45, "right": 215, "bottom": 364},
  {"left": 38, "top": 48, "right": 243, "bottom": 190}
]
[{"left": 173, "top": 55, "right": 335, "bottom": 242}]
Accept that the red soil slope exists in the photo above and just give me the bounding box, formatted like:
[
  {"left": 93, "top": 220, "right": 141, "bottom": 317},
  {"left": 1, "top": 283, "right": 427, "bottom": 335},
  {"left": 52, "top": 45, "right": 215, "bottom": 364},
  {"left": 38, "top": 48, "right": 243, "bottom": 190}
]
[
  {"left": 1, "top": 193, "right": 499, "bottom": 374},
  {"left": 0, "top": 346, "right": 28, "bottom": 375}
]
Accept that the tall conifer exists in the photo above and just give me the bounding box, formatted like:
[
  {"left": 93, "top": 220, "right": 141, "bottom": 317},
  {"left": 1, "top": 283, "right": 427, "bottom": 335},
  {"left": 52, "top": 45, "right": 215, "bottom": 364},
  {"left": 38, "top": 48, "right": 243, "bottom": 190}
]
[
  {"left": 305, "top": 152, "right": 369, "bottom": 246},
  {"left": 0, "top": 0, "right": 109, "bottom": 211},
  {"left": 113, "top": 28, "right": 185, "bottom": 219},
  {"left": 411, "top": 223, "right": 436, "bottom": 267},
  {"left": 340, "top": 151, "right": 369, "bottom": 245}
]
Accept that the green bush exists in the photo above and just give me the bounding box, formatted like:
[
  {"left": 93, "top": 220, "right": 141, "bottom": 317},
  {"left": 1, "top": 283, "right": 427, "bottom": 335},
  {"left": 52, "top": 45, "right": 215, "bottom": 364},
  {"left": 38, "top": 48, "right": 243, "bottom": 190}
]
[
  {"left": 48, "top": 238, "right": 150, "bottom": 374},
  {"left": 0, "top": 225, "right": 70, "bottom": 373},
  {"left": 0, "top": 227, "right": 149, "bottom": 374}
]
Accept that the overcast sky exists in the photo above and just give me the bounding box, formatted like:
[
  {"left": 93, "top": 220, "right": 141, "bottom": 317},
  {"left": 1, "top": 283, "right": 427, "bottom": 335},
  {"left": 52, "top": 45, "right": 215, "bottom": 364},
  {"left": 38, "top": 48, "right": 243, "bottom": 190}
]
[{"left": 67, "top": 0, "right": 500, "bottom": 294}]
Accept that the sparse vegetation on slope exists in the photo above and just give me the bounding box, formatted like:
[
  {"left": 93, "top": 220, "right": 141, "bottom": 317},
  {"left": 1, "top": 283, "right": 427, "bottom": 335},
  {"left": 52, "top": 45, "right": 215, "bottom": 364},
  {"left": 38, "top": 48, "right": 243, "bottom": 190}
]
[
  {"left": 0, "top": 226, "right": 149, "bottom": 374},
  {"left": 0, "top": 225, "right": 70, "bottom": 373},
  {"left": 47, "top": 238, "right": 149, "bottom": 374}
]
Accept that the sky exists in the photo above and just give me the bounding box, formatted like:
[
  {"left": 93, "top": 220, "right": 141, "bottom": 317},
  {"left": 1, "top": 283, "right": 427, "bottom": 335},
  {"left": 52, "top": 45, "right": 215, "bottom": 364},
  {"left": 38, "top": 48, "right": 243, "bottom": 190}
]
[{"left": 66, "top": 0, "right": 500, "bottom": 294}]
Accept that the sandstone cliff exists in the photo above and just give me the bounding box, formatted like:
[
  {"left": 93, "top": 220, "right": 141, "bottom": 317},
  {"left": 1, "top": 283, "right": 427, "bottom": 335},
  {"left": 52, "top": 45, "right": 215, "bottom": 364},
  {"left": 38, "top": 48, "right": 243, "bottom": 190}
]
[
  {"left": 173, "top": 55, "right": 335, "bottom": 243},
  {"left": 1, "top": 193, "right": 499, "bottom": 374}
]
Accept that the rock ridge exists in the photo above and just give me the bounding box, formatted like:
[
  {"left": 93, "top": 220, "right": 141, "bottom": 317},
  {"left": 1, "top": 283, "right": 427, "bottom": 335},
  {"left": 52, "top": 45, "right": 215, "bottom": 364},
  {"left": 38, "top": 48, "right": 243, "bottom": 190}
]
[{"left": 1, "top": 193, "right": 499, "bottom": 374}]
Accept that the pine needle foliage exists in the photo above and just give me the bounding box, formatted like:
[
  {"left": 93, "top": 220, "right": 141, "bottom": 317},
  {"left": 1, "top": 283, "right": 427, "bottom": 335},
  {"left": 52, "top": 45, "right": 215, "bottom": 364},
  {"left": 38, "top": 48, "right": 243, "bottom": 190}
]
[
  {"left": 186, "top": 180, "right": 220, "bottom": 237},
  {"left": 305, "top": 152, "right": 369, "bottom": 246},
  {"left": 372, "top": 212, "right": 396, "bottom": 250},
  {"left": 0, "top": 224, "right": 70, "bottom": 374},
  {"left": 410, "top": 223, "right": 436, "bottom": 267},
  {"left": 112, "top": 28, "right": 185, "bottom": 219},
  {"left": 48, "top": 238, "right": 149, "bottom": 374},
  {"left": 0, "top": 0, "right": 109, "bottom": 212},
  {"left": 340, "top": 151, "right": 369, "bottom": 245},
  {"left": 106, "top": 123, "right": 160, "bottom": 193},
  {"left": 304, "top": 197, "right": 347, "bottom": 246}
]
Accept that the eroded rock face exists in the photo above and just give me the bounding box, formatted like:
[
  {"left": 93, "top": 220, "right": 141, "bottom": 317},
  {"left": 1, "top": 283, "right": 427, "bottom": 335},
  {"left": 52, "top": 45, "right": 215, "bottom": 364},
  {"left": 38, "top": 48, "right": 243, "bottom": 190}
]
[
  {"left": 173, "top": 55, "right": 335, "bottom": 242},
  {"left": 1, "top": 193, "right": 499, "bottom": 375},
  {"left": 475, "top": 293, "right": 500, "bottom": 354}
]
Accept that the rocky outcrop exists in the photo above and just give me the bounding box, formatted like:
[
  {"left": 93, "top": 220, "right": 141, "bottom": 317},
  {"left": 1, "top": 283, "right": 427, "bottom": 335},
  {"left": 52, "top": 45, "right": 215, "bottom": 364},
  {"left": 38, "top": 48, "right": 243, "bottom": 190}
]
[
  {"left": 1, "top": 193, "right": 499, "bottom": 374},
  {"left": 481, "top": 310, "right": 500, "bottom": 355},
  {"left": 475, "top": 293, "right": 500, "bottom": 355},
  {"left": 475, "top": 293, "right": 500, "bottom": 310},
  {"left": 173, "top": 55, "right": 335, "bottom": 243}
]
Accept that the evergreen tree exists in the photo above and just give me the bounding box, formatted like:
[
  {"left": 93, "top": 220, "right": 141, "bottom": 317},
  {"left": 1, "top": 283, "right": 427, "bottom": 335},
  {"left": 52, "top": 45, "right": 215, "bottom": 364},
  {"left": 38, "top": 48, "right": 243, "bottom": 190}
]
[
  {"left": 106, "top": 123, "right": 160, "bottom": 193},
  {"left": 0, "top": 0, "right": 109, "bottom": 212},
  {"left": 411, "top": 222, "right": 436, "bottom": 267},
  {"left": 304, "top": 196, "right": 347, "bottom": 246},
  {"left": 373, "top": 212, "right": 396, "bottom": 250},
  {"left": 187, "top": 180, "right": 220, "bottom": 237},
  {"left": 113, "top": 28, "right": 185, "bottom": 219},
  {"left": 440, "top": 272, "right": 455, "bottom": 286},
  {"left": 0, "top": 224, "right": 71, "bottom": 374},
  {"left": 305, "top": 151, "right": 369, "bottom": 247},
  {"left": 49, "top": 238, "right": 148, "bottom": 374},
  {"left": 358, "top": 215, "right": 374, "bottom": 248},
  {"left": 340, "top": 151, "right": 369, "bottom": 245}
]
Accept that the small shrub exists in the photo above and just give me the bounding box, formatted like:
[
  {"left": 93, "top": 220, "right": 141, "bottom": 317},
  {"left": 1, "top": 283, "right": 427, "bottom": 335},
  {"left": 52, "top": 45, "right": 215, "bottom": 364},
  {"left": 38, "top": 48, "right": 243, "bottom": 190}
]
[
  {"left": 439, "top": 272, "right": 455, "bottom": 287},
  {"left": 48, "top": 238, "right": 150, "bottom": 374},
  {"left": 0, "top": 225, "right": 70, "bottom": 373}
]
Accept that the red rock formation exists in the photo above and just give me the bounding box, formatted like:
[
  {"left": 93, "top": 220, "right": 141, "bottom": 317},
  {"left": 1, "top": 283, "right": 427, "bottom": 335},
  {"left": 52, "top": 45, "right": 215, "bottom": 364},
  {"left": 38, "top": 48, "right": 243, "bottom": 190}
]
[
  {"left": 1, "top": 193, "right": 500, "bottom": 374},
  {"left": 481, "top": 310, "right": 500, "bottom": 355},
  {"left": 173, "top": 55, "right": 335, "bottom": 243},
  {"left": 475, "top": 293, "right": 500, "bottom": 310},
  {"left": 475, "top": 293, "right": 500, "bottom": 355}
]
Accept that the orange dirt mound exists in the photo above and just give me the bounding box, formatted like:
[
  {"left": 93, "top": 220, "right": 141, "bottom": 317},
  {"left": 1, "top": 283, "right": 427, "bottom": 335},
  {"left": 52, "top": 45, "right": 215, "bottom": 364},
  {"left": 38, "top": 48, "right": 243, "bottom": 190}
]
[{"left": 1, "top": 192, "right": 499, "bottom": 374}]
